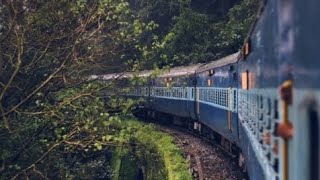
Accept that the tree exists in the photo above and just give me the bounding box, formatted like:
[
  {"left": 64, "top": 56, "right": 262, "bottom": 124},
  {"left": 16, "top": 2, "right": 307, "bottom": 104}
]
[
  {"left": 213, "top": 0, "right": 259, "bottom": 56},
  {"left": 159, "top": 8, "right": 214, "bottom": 66},
  {"left": 0, "top": 0, "right": 154, "bottom": 178},
  {"left": 0, "top": 0, "right": 260, "bottom": 178},
  {"left": 145, "top": 0, "right": 259, "bottom": 67}
]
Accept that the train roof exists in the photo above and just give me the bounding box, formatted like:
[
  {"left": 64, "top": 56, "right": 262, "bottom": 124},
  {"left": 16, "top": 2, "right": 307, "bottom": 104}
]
[
  {"left": 196, "top": 52, "right": 240, "bottom": 73},
  {"left": 159, "top": 64, "right": 203, "bottom": 78},
  {"left": 92, "top": 53, "right": 238, "bottom": 80},
  {"left": 89, "top": 72, "right": 133, "bottom": 80},
  {"left": 92, "top": 63, "right": 202, "bottom": 80}
]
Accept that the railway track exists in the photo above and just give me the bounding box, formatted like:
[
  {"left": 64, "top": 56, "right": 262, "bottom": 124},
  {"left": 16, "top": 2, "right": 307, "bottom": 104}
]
[{"left": 156, "top": 124, "right": 247, "bottom": 180}]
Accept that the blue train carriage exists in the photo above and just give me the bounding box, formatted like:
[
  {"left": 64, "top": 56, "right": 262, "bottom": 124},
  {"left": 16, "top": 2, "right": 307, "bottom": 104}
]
[
  {"left": 127, "top": 70, "right": 152, "bottom": 97},
  {"left": 285, "top": 0, "right": 320, "bottom": 180},
  {"left": 195, "top": 52, "right": 240, "bottom": 145},
  {"left": 148, "top": 64, "right": 202, "bottom": 120},
  {"left": 237, "top": 0, "right": 285, "bottom": 179},
  {"left": 237, "top": 0, "right": 320, "bottom": 180},
  {"left": 94, "top": 72, "right": 133, "bottom": 97}
]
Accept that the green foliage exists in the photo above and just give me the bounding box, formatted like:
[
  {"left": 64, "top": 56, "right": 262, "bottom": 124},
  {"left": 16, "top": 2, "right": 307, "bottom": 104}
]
[
  {"left": 108, "top": 117, "right": 192, "bottom": 180},
  {"left": 0, "top": 81, "right": 110, "bottom": 178},
  {"left": 0, "top": 0, "right": 259, "bottom": 179},
  {"left": 111, "top": 146, "right": 125, "bottom": 180},
  {"left": 213, "top": 0, "right": 259, "bottom": 55},
  {"left": 151, "top": 0, "right": 259, "bottom": 67},
  {"left": 0, "top": 0, "right": 157, "bottom": 121},
  {"left": 0, "top": 0, "right": 161, "bottom": 176},
  {"left": 160, "top": 8, "right": 214, "bottom": 65}
]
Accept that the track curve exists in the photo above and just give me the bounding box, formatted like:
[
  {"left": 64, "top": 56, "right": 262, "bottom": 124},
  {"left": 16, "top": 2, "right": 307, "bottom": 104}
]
[{"left": 157, "top": 125, "right": 247, "bottom": 180}]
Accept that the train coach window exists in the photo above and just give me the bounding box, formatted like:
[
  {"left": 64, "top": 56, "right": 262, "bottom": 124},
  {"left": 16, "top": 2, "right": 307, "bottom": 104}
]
[
  {"left": 165, "top": 77, "right": 174, "bottom": 87},
  {"left": 242, "top": 38, "right": 251, "bottom": 59},
  {"left": 241, "top": 70, "right": 249, "bottom": 90},
  {"left": 164, "top": 77, "right": 172, "bottom": 83},
  {"left": 208, "top": 69, "right": 215, "bottom": 76},
  {"left": 274, "top": 100, "right": 279, "bottom": 119},
  {"left": 233, "top": 90, "right": 237, "bottom": 110},
  {"left": 207, "top": 79, "right": 213, "bottom": 86},
  {"left": 260, "top": 95, "right": 264, "bottom": 109},
  {"left": 191, "top": 77, "right": 197, "bottom": 85},
  {"left": 267, "top": 98, "right": 271, "bottom": 115},
  {"left": 229, "top": 65, "right": 235, "bottom": 72},
  {"left": 191, "top": 88, "right": 194, "bottom": 99}
]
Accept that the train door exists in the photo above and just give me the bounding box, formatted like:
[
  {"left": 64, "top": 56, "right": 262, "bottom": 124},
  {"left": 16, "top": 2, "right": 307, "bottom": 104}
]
[
  {"left": 228, "top": 65, "right": 237, "bottom": 132},
  {"left": 288, "top": 92, "right": 320, "bottom": 180},
  {"left": 195, "top": 74, "right": 201, "bottom": 121},
  {"left": 224, "top": 64, "right": 240, "bottom": 147},
  {"left": 187, "top": 75, "right": 197, "bottom": 120},
  {"left": 308, "top": 99, "right": 319, "bottom": 180},
  {"left": 277, "top": 0, "right": 320, "bottom": 179}
]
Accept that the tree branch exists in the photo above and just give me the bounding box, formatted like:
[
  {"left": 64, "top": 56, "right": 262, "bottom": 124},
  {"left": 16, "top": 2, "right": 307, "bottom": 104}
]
[{"left": 0, "top": 30, "right": 24, "bottom": 101}]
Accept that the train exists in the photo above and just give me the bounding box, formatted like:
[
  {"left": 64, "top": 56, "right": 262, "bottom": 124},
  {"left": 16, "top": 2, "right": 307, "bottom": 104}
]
[{"left": 97, "top": 0, "right": 320, "bottom": 179}]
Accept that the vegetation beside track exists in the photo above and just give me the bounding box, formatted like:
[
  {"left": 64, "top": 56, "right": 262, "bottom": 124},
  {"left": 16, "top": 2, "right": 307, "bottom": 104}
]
[{"left": 109, "top": 117, "right": 192, "bottom": 180}]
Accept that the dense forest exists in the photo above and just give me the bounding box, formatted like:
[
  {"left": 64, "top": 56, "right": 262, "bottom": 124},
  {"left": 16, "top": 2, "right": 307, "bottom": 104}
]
[{"left": 0, "top": 0, "right": 258, "bottom": 179}]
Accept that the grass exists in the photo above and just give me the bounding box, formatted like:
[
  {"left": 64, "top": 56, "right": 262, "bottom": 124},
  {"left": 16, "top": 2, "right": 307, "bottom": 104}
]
[{"left": 109, "top": 116, "right": 192, "bottom": 180}]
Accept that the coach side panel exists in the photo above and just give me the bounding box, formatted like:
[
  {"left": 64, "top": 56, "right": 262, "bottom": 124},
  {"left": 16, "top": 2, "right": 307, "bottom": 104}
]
[{"left": 196, "top": 63, "right": 239, "bottom": 143}]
